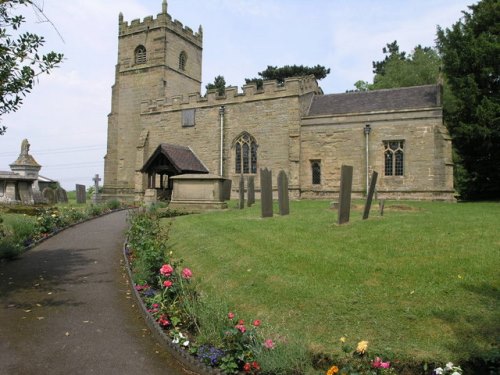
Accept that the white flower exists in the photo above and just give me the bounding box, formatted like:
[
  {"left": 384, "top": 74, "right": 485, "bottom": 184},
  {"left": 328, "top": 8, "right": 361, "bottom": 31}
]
[
  {"left": 172, "top": 337, "right": 179, "bottom": 344},
  {"left": 451, "top": 372, "right": 461, "bottom": 375},
  {"left": 434, "top": 368, "right": 443, "bottom": 374},
  {"left": 445, "top": 362, "right": 454, "bottom": 370},
  {"left": 182, "top": 340, "right": 189, "bottom": 347}
]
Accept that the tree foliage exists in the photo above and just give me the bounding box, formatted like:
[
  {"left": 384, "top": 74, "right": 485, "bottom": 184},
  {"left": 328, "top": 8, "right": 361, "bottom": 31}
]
[
  {"left": 245, "top": 64, "right": 330, "bottom": 90},
  {"left": 0, "top": 0, "right": 63, "bottom": 135},
  {"left": 205, "top": 75, "right": 226, "bottom": 96},
  {"left": 437, "top": 0, "right": 500, "bottom": 199}
]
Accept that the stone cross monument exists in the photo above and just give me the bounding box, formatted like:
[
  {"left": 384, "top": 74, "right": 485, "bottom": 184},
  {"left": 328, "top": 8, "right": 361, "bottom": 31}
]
[{"left": 92, "top": 174, "right": 101, "bottom": 204}]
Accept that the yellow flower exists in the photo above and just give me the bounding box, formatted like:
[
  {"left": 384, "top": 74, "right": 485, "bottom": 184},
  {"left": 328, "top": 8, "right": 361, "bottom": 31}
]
[
  {"left": 340, "top": 336, "right": 346, "bottom": 343},
  {"left": 356, "top": 340, "right": 369, "bottom": 354},
  {"left": 326, "top": 365, "right": 339, "bottom": 375}
]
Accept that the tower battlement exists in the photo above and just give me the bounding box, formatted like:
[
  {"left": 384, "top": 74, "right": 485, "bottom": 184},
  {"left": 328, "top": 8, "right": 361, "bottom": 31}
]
[{"left": 141, "top": 75, "right": 320, "bottom": 113}]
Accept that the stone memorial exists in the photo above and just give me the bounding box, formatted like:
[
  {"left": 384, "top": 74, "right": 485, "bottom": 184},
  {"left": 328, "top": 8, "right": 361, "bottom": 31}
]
[
  {"left": 337, "top": 165, "right": 353, "bottom": 225},
  {"left": 260, "top": 168, "right": 273, "bottom": 218},
  {"left": 379, "top": 199, "right": 385, "bottom": 216},
  {"left": 92, "top": 174, "right": 101, "bottom": 204},
  {"left": 362, "top": 171, "right": 378, "bottom": 220},
  {"left": 277, "top": 170, "right": 289, "bottom": 216},
  {"left": 221, "top": 179, "right": 232, "bottom": 201},
  {"left": 55, "top": 187, "right": 68, "bottom": 203},
  {"left": 238, "top": 175, "right": 245, "bottom": 209},
  {"left": 247, "top": 176, "right": 255, "bottom": 207},
  {"left": 76, "top": 184, "right": 86, "bottom": 204},
  {"left": 42, "top": 187, "right": 56, "bottom": 205}
]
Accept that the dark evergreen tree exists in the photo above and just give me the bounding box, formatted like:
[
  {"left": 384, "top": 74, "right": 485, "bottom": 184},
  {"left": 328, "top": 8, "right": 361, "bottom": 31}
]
[
  {"left": 205, "top": 75, "right": 226, "bottom": 96},
  {"left": 245, "top": 64, "right": 330, "bottom": 89}
]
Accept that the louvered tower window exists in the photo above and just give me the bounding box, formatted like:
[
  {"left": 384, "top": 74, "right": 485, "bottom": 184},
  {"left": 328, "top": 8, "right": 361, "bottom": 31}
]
[
  {"left": 135, "top": 45, "right": 147, "bottom": 64},
  {"left": 179, "top": 51, "right": 187, "bottom": 71}
]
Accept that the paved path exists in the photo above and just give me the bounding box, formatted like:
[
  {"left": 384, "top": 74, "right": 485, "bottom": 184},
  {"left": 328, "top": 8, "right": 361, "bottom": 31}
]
[{"left": 0, "top": 211, "right": 190, "bottom": 375}]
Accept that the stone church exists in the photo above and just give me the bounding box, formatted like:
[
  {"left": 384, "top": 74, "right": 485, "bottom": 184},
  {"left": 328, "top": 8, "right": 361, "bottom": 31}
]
[{"left": 103, "top": 1, "right": 454, "bottom": 203}]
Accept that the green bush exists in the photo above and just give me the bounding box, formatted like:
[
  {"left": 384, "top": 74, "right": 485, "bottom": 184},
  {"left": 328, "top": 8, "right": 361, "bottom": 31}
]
[
  {"left": 106, "top": 199, "right": 122, "bottom": 210},
  {"left": 0, "top": 237, "right": 21, "bottom": 259},
  {"left": 8, "top": 216, "right": 37, "bottom": 244}
]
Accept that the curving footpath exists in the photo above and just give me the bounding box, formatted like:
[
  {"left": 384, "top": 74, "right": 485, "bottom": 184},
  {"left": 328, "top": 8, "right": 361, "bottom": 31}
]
[{"left": 0, "top": 210, "right": 191, "bottom": 375}]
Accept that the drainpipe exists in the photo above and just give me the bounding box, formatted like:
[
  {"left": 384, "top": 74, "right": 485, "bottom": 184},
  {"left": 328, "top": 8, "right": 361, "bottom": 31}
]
[
  {"left": 364, "top": 124, "right": 372, "bottom": 195},
  {"left": 219, "top": 105, "right": 225, "bottom": 176}
]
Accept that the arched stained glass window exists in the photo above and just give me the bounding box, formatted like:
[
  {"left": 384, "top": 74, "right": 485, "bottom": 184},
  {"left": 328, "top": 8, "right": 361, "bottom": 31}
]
[
  {"left": 311, "top": 161, "right": 321, "bottom": 185},
  {"left": 234, "top": 133, "right": 257, "bottom": 174},
  {"left": 384, "top": 140, "right": 405, "bottom": 176},
  {"left": 135, "top": 45, "right": 147, "bottom": 64}
]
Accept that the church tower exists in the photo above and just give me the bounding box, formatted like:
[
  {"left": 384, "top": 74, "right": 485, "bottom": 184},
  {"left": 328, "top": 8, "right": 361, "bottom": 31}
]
[{"left": 103, "top": 0, "right": 203, "bottom": 200}]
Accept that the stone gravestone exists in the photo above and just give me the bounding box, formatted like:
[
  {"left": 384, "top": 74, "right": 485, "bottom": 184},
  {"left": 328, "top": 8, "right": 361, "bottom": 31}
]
[
  {"left": 238, "top": 175, "right": 245, "bottom": 209},
  {"left": 260, "top": 168, "right": 273, "bottom": 218},
  {"left": 18, "top": 182, "right": 33, "bottom": 204},
  {"left": 42, "top": 187, "right": 56, "bottom": 205},
  {"left": 362, "top": 171, "right": 378, "bottom": 220},
  {"left": 277, "top": 170, "right": 289, "bottom": 216},
  {"left": 247, "top": 176, "right": 255, "bottom": 207},
  {"left": 92, "top": 174, "right": 101, "bottom": 204},
  {"left": 379, "top": 199, "right": 385, "bottom": 216},
  {"left": 221, "top": 179, "right": 232, "bottom": 201},
  {"left": 76, "top": 184, "right": 86, "bottom": 204},
  {"left": 337, "top": 165, "right": 353, "bottom": 225},
  {"left": 55, "top": 187, "right": 68, "bottom": 203}
]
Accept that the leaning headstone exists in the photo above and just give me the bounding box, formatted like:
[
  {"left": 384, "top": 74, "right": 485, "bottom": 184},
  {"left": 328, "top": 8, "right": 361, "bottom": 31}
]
[
  {"left": 238, "top": 175, "right": 245, "bottom": 209},
  {"left": 260, "top": 168, "right": 273, "bottom": 218},
  {"left": 362, "top": 171, "right": 378, "bottom": 220},
  {"left": 277, "top": 170, "right": 289, "bottom": 216},
  {"left": 379, "top": 199, "right": 385, "bottom": 216},
  {"left": 55, "top": 187, "right": 68, "bottom": 203},
  {"left": 76, "top": 184, "right": 86, "bottom": 204},
  {"left": 247, "top": 176, "right": 255, "bottom": 207},
  {"left": 337, "top": 165, "right": 353, "bottom": 225},
  {"left": 92, "top": 174, "right": 101, "bottom": 204},
  {"left": 42, "top": 187, "right": 56, "bottom": 205}
]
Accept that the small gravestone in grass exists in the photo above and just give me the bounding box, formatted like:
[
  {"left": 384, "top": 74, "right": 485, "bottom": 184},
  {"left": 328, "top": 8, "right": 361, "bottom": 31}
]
[
  {"left": 362, "top": 171, "right": 378, "bottom": 220},
  {"left": 277, "top": 170, "right": 289, "bottom": 216},
  {"left": 247, "top": 176, "right": 255, "bottom": 207},
  {"left": 238, "top": 175, "right": 245, "bottom": 209},
  {"left": 55, "top": 187, "right": 68, "bottom": 203},
  {"left": 42, "top": 187, "right": 56, "bottom": 205},
  {"left": 76, "top": 184, "right": 86, "bottom": 204},
  {"left": 337, "top": 165, "right": 353, "bottom": 225},
  {"left": 260, "top": 168, "right": 273, "bottom": 218},
  {"left": 379, "top": 199, "right": 385, "bottom": 216}
]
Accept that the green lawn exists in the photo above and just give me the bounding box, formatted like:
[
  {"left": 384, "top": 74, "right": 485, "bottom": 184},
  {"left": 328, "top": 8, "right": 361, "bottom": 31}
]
[{"left": 164, "top": 200, "right": 500, "bottom": 364}]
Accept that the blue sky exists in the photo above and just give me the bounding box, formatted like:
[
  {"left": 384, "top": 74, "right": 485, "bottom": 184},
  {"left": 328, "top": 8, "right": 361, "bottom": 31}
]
[{"left": 0, "top": 0, "right": 474, "bottom": 190}]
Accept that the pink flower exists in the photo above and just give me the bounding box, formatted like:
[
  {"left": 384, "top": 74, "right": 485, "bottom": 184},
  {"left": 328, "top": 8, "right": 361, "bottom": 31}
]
[
  {"left": 152, "top": 303, "right": 159, "bottom": 308},
  {"left": 160, "top": 264, "right": 174, "bottom": 276},
  {"left": 158, "top": 315, "right": 170, "bottom": 326},
  {"left": 372, "top": 357, "right": 391, "bottom": 369},
  {"left": 381, "top": 361, "right": 391, "bottom": 369},
  {"left": 253, "top": 319, "right": 261, "bottom": 327},
  {"left": 243, "top": 363, "right": 251, "bottom": 372},
  {"left": 163, "top": 280, "right": 173, "bottom": 288},
  {"left": 238, "top": 319, "right": 245, "bottom": 325},
  {"left": 235, "top": 324, "right": 246, "bottom": 333},
  {"left": 264, "top": 339, "right": 275, "bottom": 349},
  {"left": 228, "top": 312, "right": 235, "bottom": 319},
  {"left": 181, "top": 268, "right": 193, "bottom": 279}
]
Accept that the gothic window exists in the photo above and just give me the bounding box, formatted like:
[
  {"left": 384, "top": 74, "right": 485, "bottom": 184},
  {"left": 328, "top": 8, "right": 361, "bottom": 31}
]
[
  {"left": 234, "top": 133, "right": 258, "bottom": 174},
  {"left": 135, "top": 45, "right": 147, "bottom": 64},
  {"left": 179, "top": 51, "right": 187, "bottom": 71},
  {"left": 311, "top": 161, "right": 321, "bottom": 185},
  {"left": 384, "top": 140, "right": 405, "bottom": 176}
]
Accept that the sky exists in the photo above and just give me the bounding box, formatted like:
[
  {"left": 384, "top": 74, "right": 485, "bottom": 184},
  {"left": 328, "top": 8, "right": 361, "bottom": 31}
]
[{"left": 0, "top": 0, "right": 474, "bottom": 190}]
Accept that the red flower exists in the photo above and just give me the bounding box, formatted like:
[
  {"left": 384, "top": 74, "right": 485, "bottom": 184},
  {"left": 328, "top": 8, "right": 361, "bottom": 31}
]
[
  {"left": 181, "top": 268, "right": 193, "bottom": 279},
  {"left": 238, "top": 319, "right": 245, "bottom": 325},
  {"left": 158, "top": 315, "right": 170, "bottom": 327},
  {"left": 228, "top": 312, "right": 235, "bottom": 319},
  {"left": 253, "top": 319, "right": 261, "bottom": 327},
  {"left": 235, "top": 324, "right": 246, "bottom": 333},
  {"left": 160, "top": 264, "right": 173, "bottom": 276},
  {"left": 243, "top": 363, "right": 251, "bottom": 372},
  {"left": 163, "top": 280, "right": 173, "bottom": 288},
  {"left": 252, "top": 361, "right": 260, "bottom": 370}
]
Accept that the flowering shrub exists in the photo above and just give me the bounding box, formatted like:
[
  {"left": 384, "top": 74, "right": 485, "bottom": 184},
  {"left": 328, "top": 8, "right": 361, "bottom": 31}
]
[{"left": 432, "top": 362, "right": 463, "bottom": 375}]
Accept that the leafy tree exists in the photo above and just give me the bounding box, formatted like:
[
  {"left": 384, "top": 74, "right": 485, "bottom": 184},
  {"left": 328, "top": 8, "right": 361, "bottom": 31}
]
[
  {"left": 205, "top": 75, "right": 226, "bottom": 96},
  {"left": 437, "top": 0, "right": 500, "bottom": 199},
  {"left": 0, "top": 0, "right": 63, "bottom": 135},
  {"left": 245, "top": 64, "right": 330, "bottom": 89},
  {"left": 372, "top": 40, "right": 407, "bottom": 76}
]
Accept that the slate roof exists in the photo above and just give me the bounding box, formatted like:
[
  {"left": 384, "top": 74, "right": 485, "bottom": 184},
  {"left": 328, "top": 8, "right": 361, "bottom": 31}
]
[
  {"left": 141, "top": 143, "right": 209, "bottom": 174},
  {"left": 307, "top": 85, "right": 441, "bottom": 117}
]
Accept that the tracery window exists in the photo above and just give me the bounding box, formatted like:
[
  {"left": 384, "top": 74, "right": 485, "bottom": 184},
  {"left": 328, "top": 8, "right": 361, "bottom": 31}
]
[
  {"left": 135, "top": 45, "right": 147, "bottom": 64},
  {"left": 311, "top": 160, "right": 321, "bottom": 185},
  {"left": 234, "top": 133, "right": 257, "bottom": 174},
  {"left": 179, "top": 51, "right": 187, "bottom": 71},
  {"left": 384, "top": 140, "right": 404, "bottom": 176}
]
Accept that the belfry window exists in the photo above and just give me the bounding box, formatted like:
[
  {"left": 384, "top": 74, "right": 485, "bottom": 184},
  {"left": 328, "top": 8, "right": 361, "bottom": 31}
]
[
  {"left": 234, "top": 133, "right": 257, "bottom": 174},
  {"left": 135, "top": 45, "right": 147, "bottom": 64},
  {"left": 384, "top": 140, "right": 404, "bottom": 176},
  {"left": 311, "top": 160, "right": 321, "bottom": 185},
  {"left": 179, "top": 51, "right": 187, "bottom": 71}
]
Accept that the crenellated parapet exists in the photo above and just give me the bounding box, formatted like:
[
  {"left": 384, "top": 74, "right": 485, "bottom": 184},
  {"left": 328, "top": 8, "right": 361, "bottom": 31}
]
[
  {"left": 141, "top": 75, "right": 320, "bottom": 113},
  {"left": 118, "top": 5, "right": 202, "bottom": 47}
]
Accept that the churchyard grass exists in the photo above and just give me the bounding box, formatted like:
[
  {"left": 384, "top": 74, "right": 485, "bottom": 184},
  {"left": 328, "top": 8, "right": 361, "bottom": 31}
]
[{"left": 164, "top": 200, "right": 499, "bottom": 369}]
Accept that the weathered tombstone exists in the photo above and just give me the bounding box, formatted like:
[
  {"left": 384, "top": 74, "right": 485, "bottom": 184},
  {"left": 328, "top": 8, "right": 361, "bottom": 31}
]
[
  {"left": 33, "top": 190, "right": 45, "bottom": 204},
  {"left": 337, "top": 165, "right": 353, "bottom": 225},
  {"left": 277, "top": 170, "right": 289, "bottom": 216},
  {"left": 18, "top": 182, "right": 33, "bottom": 204},
  {"left": 247, "top": 176, "right": 255, "bottom": 207},
  {"left": 379, "top": 199, "right": 385, "bottom": 216},
  {"left": 221, "top": 179, "right": 232, "bottom": 201},
  {"left": 260, "top": 168, "right": 273, "bottom": 218},
  {"left": 42, "top": 187, "right": 56, "bottom": 205},
  {"left": 55, "top": 187, "right": 68, "bottom": 203},
  {"left": 92, "top": 174, "right": 101, "bottom": 204},
  {"left": 76, "top": 184, "right": 86, "bottom": 204},
  {"left": 362, "top": 171, "right": 378, "bottom": 220},
  {"left": 238, "top": 175, "right": 245, "bottom": 209}
]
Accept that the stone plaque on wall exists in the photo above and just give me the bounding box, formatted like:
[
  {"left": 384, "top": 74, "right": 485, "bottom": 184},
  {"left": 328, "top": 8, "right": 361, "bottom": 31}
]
[{"left": 260, "top": 168, "right": 273, "bottom": 218}]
